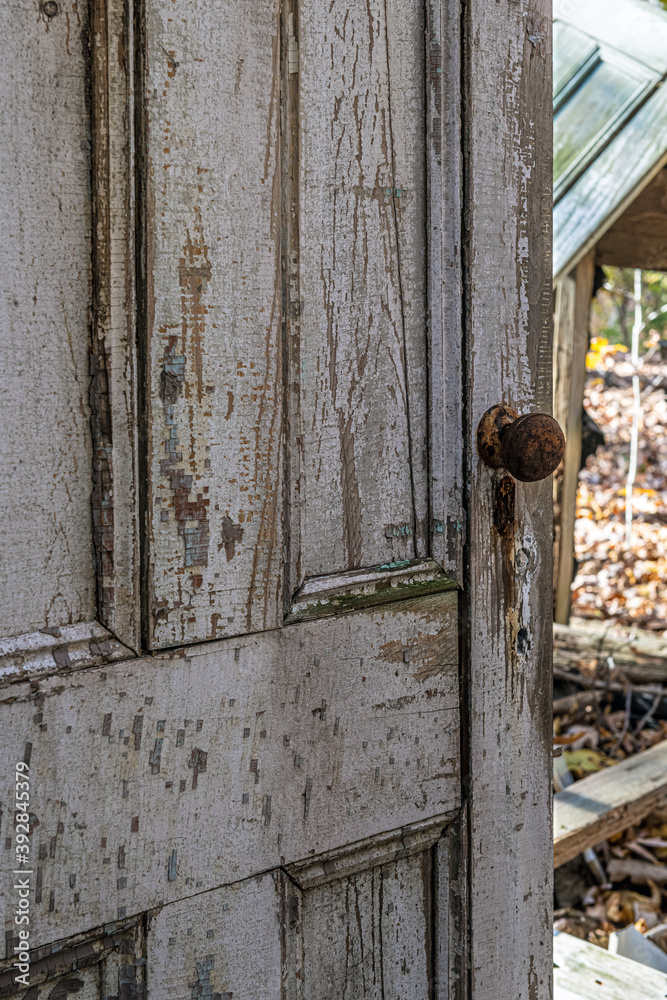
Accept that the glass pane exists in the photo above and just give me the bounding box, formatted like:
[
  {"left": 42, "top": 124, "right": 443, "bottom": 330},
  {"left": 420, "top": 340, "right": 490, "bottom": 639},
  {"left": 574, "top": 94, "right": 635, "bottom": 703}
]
[
  {"left": 554, "top": 61, "right": 643, "bottom": 184},
  {"left": 554, "top": 22, "right": 597, "bottom": 98}
]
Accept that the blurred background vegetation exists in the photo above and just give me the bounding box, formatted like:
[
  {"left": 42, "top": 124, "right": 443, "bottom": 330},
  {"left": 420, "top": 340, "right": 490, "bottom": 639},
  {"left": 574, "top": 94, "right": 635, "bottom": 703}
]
[{"left": 591, "top": 267, "right": 667, "bottom": 348}]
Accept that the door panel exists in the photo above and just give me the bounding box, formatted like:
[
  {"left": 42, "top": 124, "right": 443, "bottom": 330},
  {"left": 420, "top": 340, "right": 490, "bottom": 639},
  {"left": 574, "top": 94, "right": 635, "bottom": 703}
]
[
  {"left": 147, "top": 846, "right": 449, "bottom": 999},
  {"left": 0, "top": 0, "right": 96, "bottom": 638},
  {"left": 0, "top": 0, "right": 554, "bottom": 994},
  {"left": 147, "top": 874, "right": 282, "bottom": 999},
  {"left": 143, "top": 0, "right": 284, "bottom": 648},
  {"left": 1, "top": 593, "right": 458, "bottom": 952},
  {"left": 0, "top": 920, "right": 145, "bottom": 1000},
  {"left": 292, "top": 0, "right": 428, "bottom": 584}
]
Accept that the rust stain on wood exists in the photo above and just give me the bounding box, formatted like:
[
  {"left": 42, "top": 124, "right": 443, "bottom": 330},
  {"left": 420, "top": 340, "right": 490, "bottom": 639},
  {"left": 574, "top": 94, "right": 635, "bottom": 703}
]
[{"left": 492, "top": 475, "right": 516, "bottom": 541}]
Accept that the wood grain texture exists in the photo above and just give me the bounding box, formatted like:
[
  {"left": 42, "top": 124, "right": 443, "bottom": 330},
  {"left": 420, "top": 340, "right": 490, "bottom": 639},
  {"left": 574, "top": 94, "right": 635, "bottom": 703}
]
[
  {"left": 292, "top": 0, "right": 429, "bottom": 586},
  {"left": 0, "top": 620, "right": 132, "bottom": 687},
  {"left": 142, "top": 0, "right": 283, "bottom": 648},
  {"left": 0, "top": 592, "right": 459, "bottom": 951},
  {"left": 554, "top": 254, "right": 594, "bottom": 625},
  {"left": 553, "top": 930, "right": 667, "bottom": 1000},
  {"left": 427, "top": 0, "right": 464, "bottom": 580},
  {"left": 0, "top": 920, "right": 145, "bottom": 1000},
  {"left": 552, "top": 274, "right": 576, "bottom": 604},
  {"left": 148, "top": 845, "right": 450, "bottom": 1000},
  {"left": 554, "top": 618, "right": 667, "bottom": 684},
  {"left": 146, "top": 874, "right": 282, "bottom": 1000},
  {"left": 596, "top": 168, "right": 667, "bottom": 270},
  {"left": 90, "top": 0, "right": 141, "bottom": 650},
  {"left": 0, "top": 0, "right": 96, "bottom": 637},
  {"left": 554, "top": 739, "right": 667, "bottom": 867},
  {"left": 463, "top": 0, "right": 554, "bottom": 996},
  {"left": 299, "top": 852, "right": 433, "bottom": 999}
]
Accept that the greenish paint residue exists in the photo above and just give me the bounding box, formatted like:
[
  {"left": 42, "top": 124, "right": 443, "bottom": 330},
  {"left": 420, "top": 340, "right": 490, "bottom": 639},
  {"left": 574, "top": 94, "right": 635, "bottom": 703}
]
[{"left": 288, "top": 573, "right": 459, "bottom": 624}]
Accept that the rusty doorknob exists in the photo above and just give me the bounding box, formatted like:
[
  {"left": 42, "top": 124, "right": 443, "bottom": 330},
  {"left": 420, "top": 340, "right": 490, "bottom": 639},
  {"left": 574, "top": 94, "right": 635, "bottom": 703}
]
[{"left": 477, "top": 404, "right": 565, "bottom": 482}]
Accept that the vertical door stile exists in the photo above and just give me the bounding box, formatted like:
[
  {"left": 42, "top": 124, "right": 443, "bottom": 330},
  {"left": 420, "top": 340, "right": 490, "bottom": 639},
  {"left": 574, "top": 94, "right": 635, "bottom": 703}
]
[
  {"left": 282, "top": 0, "right": 303, "bottom": 611},
  {"left": 90, "top": 0, "right": 141, "bottom": 653},
  {"left": 463, "top": 1, "right": 554, "bottom": 998},
  {"left": 427, "top": 0, "right": 464, "bottom": 584}
]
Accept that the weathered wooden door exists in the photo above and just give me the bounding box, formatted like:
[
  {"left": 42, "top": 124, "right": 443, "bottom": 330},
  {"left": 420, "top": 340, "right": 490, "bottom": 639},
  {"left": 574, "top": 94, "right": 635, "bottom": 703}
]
[{"left": 0, "top": 1, "right": 552, "bottom": 998}]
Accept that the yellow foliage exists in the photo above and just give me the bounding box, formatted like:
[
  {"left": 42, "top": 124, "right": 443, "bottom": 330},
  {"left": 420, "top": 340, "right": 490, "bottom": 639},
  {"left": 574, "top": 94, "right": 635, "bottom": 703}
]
[{"left": 586, "top": 336, "right": 628, "bottom": 370}]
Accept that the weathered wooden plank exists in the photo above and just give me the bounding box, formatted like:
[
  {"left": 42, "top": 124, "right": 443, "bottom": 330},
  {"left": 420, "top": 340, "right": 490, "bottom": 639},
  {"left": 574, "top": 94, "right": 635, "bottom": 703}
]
[
  {"left": 146, "top": 874, "right": 282, "bottom": 1000},
  {"left": 554, "top": 739, "right": 667, "bottom": 868},
  {"left": 0, "top": 620, "right": 132, "bottom": 687},
  {"left": 0, "top": 0, "right": 96, "bottom": 637},
  {"left": 292, "top": 0, "right": 428, "bottom": 586},
  {"left": 606, "top": 858, "right": 667, "bottom": 884},
  {"left": 427, "top": 0, "right": 464, "bottom": 582},
  {"left": 553, "top": 273, "right": 576, "bottom": 602},
  {"left": 596, "top": 168, "right": 667, "bottom": 270},
  {"left": 0, "top": 918, "right": 145, "bottom": 1000},
  {"left": 554, "top": 619, "right": 667, "bottom": 684},
  {"left": 553, "top": 930, "right": 667, "bottom": 1000},
  {"left": 90, "top": 0, "right": 141, "bottom": 651},
  {"left": 554, "top": 253, "right": 594, "bottom": 625},
  {"left": 464, "top": 0, "right": 554, "bottom": 996},
  {"left": 141, "top": 0, "right": 283, "bottom": 647},
  {"left": 299, "top": 852, "right": 433, "bottom": 999},
  {"left": 0, "top": 592, "right": 459, "bottom": 951}
]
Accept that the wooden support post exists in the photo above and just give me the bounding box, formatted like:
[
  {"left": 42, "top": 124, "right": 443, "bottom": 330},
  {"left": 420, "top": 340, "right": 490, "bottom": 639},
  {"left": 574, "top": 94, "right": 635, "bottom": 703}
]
[{"left": 554, "top": 251, "right": 596, "bottom": 625}]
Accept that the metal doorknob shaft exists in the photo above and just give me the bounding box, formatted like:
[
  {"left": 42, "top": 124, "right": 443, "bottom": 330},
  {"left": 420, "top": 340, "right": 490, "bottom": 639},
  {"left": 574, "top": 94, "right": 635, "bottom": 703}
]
[{"left": 476, "top": 404, "right": 565, "bottom": 482}]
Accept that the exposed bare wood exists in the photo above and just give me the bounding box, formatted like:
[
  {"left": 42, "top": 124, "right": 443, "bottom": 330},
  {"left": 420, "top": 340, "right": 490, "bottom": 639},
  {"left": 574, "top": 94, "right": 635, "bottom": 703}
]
[
  {"left": 596, "top": 168, "right": 667, "bottom": 270},
  {"left": 554, "top": 253, "right": 595, "bottom": 625},
  {"left": 554, "top": 619, "right": 667, "bottom": 684},
  {"left": 553, "top": 274, "right": 576, "bottom": 601},
  {"left": 141, "top": 0, "right": 283, "bottom": 648},
  {"left": 554, "top": 739, "right": 667, "bottom": 867},
  {"left": 298, "top": 851, "right": 434, "bottom": 998},
  {"left": 0, "top": 592, "right": 459, "bottom": 950},
  {"left": 0, "top": 0, "right": 96, "bottom": 637},
  {"left": 607, "top": 858, "right": 667, "bottom": 884},
  {"left": 286, "top": 812, "right": 453, "bottom": 889},
  {"left": 0, "top": 923, "right": 146, "bottom": 1000},
  {"left": 464, "top": 0, "right": 554, "bottom": 997},
  {"left": 553, "top": 689, "right": 605, "bottom": 717}
]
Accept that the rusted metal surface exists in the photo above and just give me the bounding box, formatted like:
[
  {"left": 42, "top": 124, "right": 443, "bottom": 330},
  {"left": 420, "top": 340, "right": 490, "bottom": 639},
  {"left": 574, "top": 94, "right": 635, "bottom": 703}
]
[
  {"left": 476, "top": 404, "right": 519, "bottom": 470},
  {"left": 478, "top": 404, "right": 564, "bottom": 482},
  {"left": 493, "top": 476, "right": 517, "bottom": 541},
  {"left": 502, "top": 413, "right": 565, "bottom": 483}
]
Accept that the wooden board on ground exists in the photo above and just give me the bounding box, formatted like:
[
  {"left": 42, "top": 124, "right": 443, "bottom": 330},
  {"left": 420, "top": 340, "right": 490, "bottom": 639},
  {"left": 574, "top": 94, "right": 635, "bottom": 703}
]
[
  {"left": 554, "top": 739, "right": 667, "bottom": 867},
  {"left": 554, "top": 931, "right": 667, "bottom": 999},
  {"left": 554, "top": 619, "right": 667, "bottom": 684}
]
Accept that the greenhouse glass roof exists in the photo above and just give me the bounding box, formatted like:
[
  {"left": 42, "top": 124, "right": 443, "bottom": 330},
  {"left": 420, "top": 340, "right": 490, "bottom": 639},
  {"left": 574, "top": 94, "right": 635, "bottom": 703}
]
[{"left": 553, "top": 0, "right": 667, "bottom": 279}]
